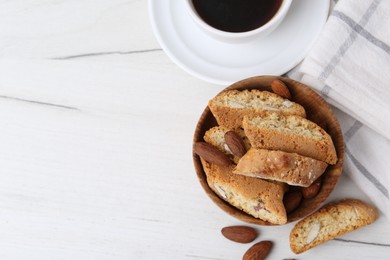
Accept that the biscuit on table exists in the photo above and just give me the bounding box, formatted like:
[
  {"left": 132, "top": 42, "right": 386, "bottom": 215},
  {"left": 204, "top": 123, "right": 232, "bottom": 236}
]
[{"left": 290, "top": 199, "right": 378, "bottom": 254}]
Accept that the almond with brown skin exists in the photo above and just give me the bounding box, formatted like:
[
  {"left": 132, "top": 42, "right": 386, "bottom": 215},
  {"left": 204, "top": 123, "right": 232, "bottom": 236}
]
[
  {"left": 302, "top": 177, "right": 322, "bottom": 199},
  {"left": 271, "top": 79, "right": 292, "bottom": 99},
  {"left": 194, "top": 142, "right": 232, "bottom": 166},
  {"left": 221, "top": 226, "right": 257, "bottom": 244},
  {"left": 283, "top": 190, "right": 303, "bottom": 213},
  {"left": 224, "top": 131, "right": 247, "bottom": 158},
  {"left": 243, "top": 240, "right": 273, "bottom": 260}
]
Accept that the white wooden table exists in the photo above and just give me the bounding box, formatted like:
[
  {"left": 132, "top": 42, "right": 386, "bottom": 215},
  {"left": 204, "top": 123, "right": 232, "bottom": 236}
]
[{"left": 0, "top": 1, "right": 389, "bottom": 259}]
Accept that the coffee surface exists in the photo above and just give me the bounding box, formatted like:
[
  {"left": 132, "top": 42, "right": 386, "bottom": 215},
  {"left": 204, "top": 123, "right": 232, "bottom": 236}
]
[{"left": 192, "top": 0, "right": 283, "bottom": 33}]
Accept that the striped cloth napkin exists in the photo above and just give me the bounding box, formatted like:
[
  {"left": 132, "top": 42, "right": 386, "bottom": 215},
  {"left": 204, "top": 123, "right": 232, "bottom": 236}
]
[{"left": 289, "top": 0, "right": 390, "bottom": 220}]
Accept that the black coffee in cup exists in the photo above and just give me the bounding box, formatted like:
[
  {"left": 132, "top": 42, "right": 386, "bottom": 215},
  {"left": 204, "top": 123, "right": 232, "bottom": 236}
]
[{"left": 192, "top": 0, "right": 283, "bottom": 33}]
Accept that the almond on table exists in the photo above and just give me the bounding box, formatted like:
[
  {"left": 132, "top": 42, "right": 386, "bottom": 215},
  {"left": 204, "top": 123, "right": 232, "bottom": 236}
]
[
  {"left": 221, "top": 226, "right": 257, "bottom": 243},
  {"left": 243, "top": 240, "right": 273, "bottom": 260}
]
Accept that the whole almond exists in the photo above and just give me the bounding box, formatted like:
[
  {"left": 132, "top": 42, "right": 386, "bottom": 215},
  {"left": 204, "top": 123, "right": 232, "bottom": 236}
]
[
  {"left": 302, "top": 178, "right": 322, "bottom": 199},
  {"left": 221, "top": 226, "right": 257, "bottom": 244},
  {"left": 224, "top": 131, "right": 247, "bottom": 158},
  {"left": 243, "top": 240, "right": 273, "bottom": 260},
  {"left": 271, "top": 79, "right": 292, "bottom": 99},
  {"left": 194, "top": 142, "right": 232, "bottom": 166},
  {"left": 283, "top": 190, "right": 302, "bottom": 213}
]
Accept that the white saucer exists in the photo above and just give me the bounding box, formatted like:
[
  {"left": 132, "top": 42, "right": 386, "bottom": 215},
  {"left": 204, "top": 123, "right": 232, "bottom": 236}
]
[{"left": 149, "top": 0, "right": 329, "bottom": 85}]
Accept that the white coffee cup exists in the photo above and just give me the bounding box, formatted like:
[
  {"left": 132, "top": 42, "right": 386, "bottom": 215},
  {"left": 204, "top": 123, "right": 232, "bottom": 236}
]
[{"left": 185, "top": 0, "right": 293, "bottom": 43}]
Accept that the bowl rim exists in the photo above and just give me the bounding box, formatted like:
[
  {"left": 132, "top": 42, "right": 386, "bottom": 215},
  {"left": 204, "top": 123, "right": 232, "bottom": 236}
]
[{"left": 192, "top": 75, "right": 345, "bottom": 225}]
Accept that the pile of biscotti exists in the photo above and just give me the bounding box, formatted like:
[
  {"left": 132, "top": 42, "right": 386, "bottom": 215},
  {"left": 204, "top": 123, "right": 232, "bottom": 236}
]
[
  {"left": 194, "top": 80, "right": 378, "bottom": 253},
  {"left": 195, "top": 80, "right": 337, "bottom": 225}
]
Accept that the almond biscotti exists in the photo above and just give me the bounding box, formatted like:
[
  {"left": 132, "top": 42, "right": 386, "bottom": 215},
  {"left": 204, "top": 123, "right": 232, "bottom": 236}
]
[
  {"left": 208, "top": 90, "right": 306, "bottom": 129},
  {"left": 234, "top": 148, "right": 328, "bottom": 187},
  {"left": 290, "top": 199, "right": 378, "bottom": 254},
  {"left": 201, "top": 158, "right": 288, "bottom": 225},
  {"left": 243, "top": 112, "right": 337, "bottom": 164}
]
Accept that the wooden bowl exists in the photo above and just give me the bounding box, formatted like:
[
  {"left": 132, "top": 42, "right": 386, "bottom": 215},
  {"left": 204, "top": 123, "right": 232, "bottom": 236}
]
[{"left": 192, "top": 76, "right": 344, "bottom": 225}]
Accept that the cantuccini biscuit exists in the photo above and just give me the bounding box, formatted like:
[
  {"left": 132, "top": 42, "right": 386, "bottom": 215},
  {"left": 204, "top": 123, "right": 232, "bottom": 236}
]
[
  {"left": 234, "top": 148, "right": 328, "bottom": 187},
  {"left": 290, "top": 199, "right": 378, "bottom": 254},
  {"left": 208, "top": 90, "right": 306, "bottom": 129},
  {"left": 243, "top": 112, "right": 337, "bottom": 164},
  {"left": 201, "top": 159, "right": 288, "bottom": 225}
]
